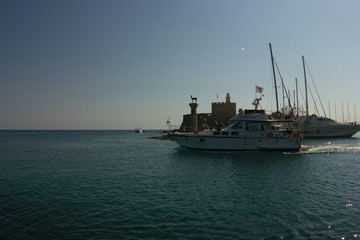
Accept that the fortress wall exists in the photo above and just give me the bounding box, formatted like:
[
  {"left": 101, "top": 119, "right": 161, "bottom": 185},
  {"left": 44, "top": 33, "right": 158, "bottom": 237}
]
[
  {"left": 178, "top": 93, "right": 237, "bottom": 132},
  {"left": 179, "top": 113, "right": 212, "bottom": 132}
]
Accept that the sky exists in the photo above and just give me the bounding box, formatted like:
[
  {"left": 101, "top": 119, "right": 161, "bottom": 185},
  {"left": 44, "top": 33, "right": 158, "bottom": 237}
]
[{"left": 1, "top": 0, "right": 360, "bottom": 130}]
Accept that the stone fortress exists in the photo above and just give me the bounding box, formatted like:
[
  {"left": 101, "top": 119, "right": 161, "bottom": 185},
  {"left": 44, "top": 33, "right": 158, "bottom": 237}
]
[{"left": 179, "top": 93, "right": 236, "bottom": 132}]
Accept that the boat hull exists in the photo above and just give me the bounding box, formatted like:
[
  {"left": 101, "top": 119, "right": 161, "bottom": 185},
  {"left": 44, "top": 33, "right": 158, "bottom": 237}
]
[
  {"left": 169, "top": 134, "right": 302, "bottom": 151},
  {"left": 303, "top": 125, "right": 360, "bottom": 138},
  {"left": 298, "top": 116, "right": 360, "bottom": 138}
]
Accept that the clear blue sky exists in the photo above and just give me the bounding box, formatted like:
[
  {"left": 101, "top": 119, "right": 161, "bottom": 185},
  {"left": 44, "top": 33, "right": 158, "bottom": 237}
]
[{"left": 1, "top": 0, "right": 360, "bottom": 130}]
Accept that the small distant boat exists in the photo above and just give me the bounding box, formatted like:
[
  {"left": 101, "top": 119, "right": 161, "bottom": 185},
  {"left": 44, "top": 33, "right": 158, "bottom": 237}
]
[
  {"left": 169, "top": 107, "right": 303, "bottom": 151},
  {"left": 135, "top": 128, "right": 143, "bottom": 133}
]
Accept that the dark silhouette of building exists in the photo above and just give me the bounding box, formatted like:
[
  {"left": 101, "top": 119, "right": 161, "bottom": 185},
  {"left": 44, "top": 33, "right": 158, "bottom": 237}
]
[{"left": 179, "top": 93, "right": 236, "bottom": 132}]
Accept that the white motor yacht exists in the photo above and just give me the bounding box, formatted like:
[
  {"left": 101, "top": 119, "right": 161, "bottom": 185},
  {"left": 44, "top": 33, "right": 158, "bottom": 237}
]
[
  {"left": 298, "top": 115, "right": 360, "bottom": 138},
  {"left": 169, "top": 109, "right": 303, "bottom": 151}
]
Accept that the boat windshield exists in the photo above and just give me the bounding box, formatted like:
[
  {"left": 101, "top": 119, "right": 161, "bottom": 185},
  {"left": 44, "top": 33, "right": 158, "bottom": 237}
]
[
  {"left": 246, "top": 122, "right": 264, "bottom": 131},
  {"left": 228, "top": 121, "right": 244, "bottom": 129}
]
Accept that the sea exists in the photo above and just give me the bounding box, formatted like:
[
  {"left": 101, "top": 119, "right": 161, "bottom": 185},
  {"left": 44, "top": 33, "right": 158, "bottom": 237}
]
[{"left": 1, "top": 130, "right": 360, "bottom": 240}]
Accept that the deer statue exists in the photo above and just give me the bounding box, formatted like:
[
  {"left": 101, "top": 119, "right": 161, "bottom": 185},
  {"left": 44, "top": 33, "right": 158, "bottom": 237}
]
[{"left": 190, "top": 95, "right": 197, "bottom": 103}]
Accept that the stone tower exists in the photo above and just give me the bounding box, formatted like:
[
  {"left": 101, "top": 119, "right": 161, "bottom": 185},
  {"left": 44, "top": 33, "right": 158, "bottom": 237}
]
[
  {"left": 211, "top": 93, "right": 236, "bottom": 126},
  {"left": 226, "top": 92, "right": 231, "bottom": 103}
]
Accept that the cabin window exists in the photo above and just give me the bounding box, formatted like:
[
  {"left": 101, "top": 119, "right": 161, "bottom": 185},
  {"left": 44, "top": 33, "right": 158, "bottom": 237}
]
[
  {"left": 229, "top": 121, "right": 244, "bottom": 129},
  {"left": 246, "top": 122, "right": 264, "bottom": 131},
  {"left": 221, "top": 131, "right": 229, "bottom": 135},
  {"left": 231, "top": 132, "right": 239, "bottom": 135}
]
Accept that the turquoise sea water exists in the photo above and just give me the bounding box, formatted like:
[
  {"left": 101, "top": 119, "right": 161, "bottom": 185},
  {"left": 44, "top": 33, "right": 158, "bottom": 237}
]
[{"left": 1, "top": 130, "right": 360, "bottom": 240}]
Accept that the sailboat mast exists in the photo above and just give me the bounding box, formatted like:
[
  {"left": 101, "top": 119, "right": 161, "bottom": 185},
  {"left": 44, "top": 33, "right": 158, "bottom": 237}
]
[
  {"left": 295, "top": 78, "right": 299, "bottom": 114},
  {"left": 354, "top": 103, "right": 357, "bottom": 123},
  {"left": 269, "top": 43, "right": 279, "bottom": 112},
  {"left": 302, "top": 56, "right": 309, "bottom": 116},
  {"left": 335, "top": 103, "right": 337, "bottom": 122},
  {"left": 293, "top": 90, "right": 296, "bottom": 111},
  {"left": 342, "top": 100, "right": 344, "bottom": 123},
  {"left": 347, "top": 101, "right": 350, "bottom": 123},
  {"left": 282, "top": 82, "right": 285, "bottom": 112}
]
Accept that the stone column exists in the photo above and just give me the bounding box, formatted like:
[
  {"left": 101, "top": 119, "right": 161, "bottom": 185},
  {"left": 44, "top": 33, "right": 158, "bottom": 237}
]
[{"left": 189, "top": 102, "right": 199, "bottom": 132}]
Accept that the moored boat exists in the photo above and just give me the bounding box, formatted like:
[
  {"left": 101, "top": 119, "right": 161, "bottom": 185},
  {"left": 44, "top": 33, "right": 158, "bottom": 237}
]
[
  {"left": 297, "top": 56, "right": 360, "bottom": 138},
  {"left": 169, "top": 109, "right": 303, "bottom": 151},
  {"left": 298, "top": 115, "right": 360, "bottom": 138}
]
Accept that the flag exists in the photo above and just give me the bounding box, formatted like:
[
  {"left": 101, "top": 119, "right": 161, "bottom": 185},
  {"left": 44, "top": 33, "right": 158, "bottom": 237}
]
[{"left": 256, "top": 85, "right": 264, "bottom": 93}]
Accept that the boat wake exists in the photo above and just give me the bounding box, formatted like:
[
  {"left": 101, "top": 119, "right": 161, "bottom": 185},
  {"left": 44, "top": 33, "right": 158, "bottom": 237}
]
[{"left": 299, "top": 142, "right": 360, "bottom": 154}]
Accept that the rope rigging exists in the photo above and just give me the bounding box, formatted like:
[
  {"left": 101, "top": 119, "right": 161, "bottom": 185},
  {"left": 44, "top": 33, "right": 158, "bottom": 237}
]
[
  {"left": 273, "top": 58, "right": 293, "bottom": 110},
  {"left": 304, "top": 59, "right": 327, "bottom": 117}
]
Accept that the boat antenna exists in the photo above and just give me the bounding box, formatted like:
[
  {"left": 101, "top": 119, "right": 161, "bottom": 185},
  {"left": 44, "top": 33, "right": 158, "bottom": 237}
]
[
  {"left": 302, "top": 56, "right": 309, "bottom": 116},
  {"left": 269, "top": 43, "right": 279, "bottom": 112}
]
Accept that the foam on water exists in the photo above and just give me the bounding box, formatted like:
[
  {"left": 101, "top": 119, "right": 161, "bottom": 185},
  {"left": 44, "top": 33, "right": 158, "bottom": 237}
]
[{"left": 301, "top": 141, "right": 360, "bottom": 154}]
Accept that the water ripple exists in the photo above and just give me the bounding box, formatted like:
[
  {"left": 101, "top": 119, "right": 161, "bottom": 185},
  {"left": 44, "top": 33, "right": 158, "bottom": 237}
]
[{"left": 1, "top": 131, "right": 360, "bottom": 240}]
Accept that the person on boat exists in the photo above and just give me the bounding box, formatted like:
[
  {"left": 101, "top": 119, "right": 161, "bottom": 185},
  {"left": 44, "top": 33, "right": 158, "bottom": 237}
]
[
  {"left": 217, "top": 122, "right": 222, "bottom": 132},
  {"left": 201, "top": 123, "right": 209, "bottom": 131},
  {"left": 213, "top": 121, "right": 222, "bottom": 132}
]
